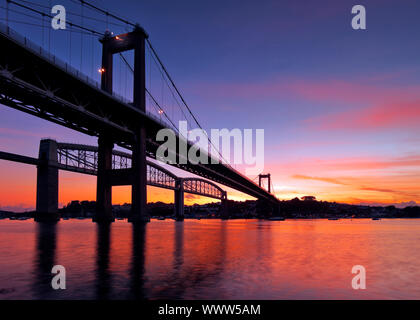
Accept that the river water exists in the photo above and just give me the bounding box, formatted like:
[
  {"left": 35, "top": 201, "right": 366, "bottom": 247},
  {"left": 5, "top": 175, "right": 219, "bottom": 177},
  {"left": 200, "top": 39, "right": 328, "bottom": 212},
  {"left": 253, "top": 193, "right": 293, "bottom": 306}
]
[{"left": 0, "top": 218, "right": 420, "bottom": 299}]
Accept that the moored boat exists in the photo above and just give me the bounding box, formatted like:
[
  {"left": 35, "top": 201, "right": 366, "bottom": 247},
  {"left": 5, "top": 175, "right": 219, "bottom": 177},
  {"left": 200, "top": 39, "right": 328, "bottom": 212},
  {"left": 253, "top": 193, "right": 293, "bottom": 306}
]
[{"left": 268, "top": 217, "right": 285, "bottom": 221}]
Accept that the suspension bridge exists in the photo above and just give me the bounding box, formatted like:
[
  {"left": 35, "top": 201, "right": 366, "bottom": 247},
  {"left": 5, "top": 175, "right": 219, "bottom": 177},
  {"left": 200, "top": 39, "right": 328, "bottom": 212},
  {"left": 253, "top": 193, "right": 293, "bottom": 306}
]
[{"left": 0, "top": 0, "right": 279, "bottom": 222}]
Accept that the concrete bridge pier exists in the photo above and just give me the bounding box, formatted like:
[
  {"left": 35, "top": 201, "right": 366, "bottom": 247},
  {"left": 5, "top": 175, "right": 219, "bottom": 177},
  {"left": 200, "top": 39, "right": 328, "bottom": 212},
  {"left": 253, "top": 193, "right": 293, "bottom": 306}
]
[
  {"left": 35, "top": 139, "right": 59, "bottom": 222},
  {"left": 221, "top": 192, "right": 229, "bottom": 219},
  {"left": 130, "top": 126, "right": 149, "bottom": 223},
  {"left": 94, "top": 135, "right": 114, "bottom": 223},
  {"left": 128, "top": 26, "right": 149, "bottom": 223},
  {"left": 94, "top": 30, "right": 115, "bottom": 224},
  {"left": 96, "top": 26, "right": 150, "bottom": 223},
  {"left": 174, "top": 179, "right": 184, "bottom": 221}
]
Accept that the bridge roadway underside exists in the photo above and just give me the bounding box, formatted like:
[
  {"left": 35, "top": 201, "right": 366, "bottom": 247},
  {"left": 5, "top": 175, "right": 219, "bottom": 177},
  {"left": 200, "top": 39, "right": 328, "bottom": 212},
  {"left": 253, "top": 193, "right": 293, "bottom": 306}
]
[{"left": 0, "top": 27, "right": 279, "bottom": 207}]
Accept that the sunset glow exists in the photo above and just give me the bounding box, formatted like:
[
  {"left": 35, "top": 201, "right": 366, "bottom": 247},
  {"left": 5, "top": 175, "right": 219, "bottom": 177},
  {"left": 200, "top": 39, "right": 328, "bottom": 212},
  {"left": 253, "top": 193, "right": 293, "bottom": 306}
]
[{"left": 1, "top": 0, "right": 419, "bottom": 211}]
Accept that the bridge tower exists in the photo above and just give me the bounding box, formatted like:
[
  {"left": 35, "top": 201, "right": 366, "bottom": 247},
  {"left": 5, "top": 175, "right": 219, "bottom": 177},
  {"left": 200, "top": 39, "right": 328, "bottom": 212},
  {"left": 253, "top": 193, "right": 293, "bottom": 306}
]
[
  {"left": 257, "top": 173, "right": 278, "bottom": 218},
  {"left": 258, "top": 173, "right": 271, "bottom": 193},
  {"left": 35, "top": 139, "right": 59, "bottom": 222},
  {"left": 95, "top": 25, "right": 149, "bottom": 223}
]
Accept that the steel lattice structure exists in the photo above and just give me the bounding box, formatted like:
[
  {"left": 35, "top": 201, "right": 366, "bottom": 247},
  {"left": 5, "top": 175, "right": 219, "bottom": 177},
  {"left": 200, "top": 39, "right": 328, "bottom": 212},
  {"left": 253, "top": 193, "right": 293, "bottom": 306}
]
[
  {"left": 0, "top": 23, "right": 278, "bottom": 204},
  {"left": 183, "top": 178, "right": 225, "bottom": 200},
  {"left": 56, "top": 143, "right": 224, "bottom": 199}
]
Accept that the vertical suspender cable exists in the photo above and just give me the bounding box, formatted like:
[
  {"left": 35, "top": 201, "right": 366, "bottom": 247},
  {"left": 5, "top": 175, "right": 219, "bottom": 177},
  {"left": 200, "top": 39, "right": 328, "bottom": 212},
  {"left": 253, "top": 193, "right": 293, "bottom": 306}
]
[
  {"left": 6, "top": 0, "right": 8, "bottom": 27},
  {"left": 80, "top": 1, "right": 83, "bottom": 71},
  {"left": 90, "top": 31, "right": 94, "bottom": 79},
  {"left": 41, "top": 13, "right": 44, "bottom": 48},
  {"left": 161, "top": 70, "right": 164, "bottom": 119},
  {"left": 69, "top": 23, "right": 72, "bottom": 66},
  {"left": 149, "top": 46, "right": 152, "bottom": 112},
  {"left": 48, "top": 0, "right": 51, "bottom": 53},
  {"left": 124, "top": 56, "right": 127, "bottom": 99},
  {"left": 172, "top": 92, "right": 174, "bottom": 126},
  {"left": 119, "top": 53, "right": 122, "bottom": 96}
]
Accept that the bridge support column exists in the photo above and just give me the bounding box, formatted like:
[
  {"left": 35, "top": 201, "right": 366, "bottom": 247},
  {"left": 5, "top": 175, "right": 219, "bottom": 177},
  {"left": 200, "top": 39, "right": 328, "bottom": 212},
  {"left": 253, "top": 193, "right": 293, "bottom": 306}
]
[
  {"left": 221, "top": 192, "right": 229, "bottom": 220},
  {"left": 174, "top": 179, "right": 184, "bottom": 221},
  {"left": 130, "top": 126, "right": 149, "bottom": 223},
  {"left": 130, "top": 26, "right": 149, "bottom": 223},
  {"left": 98, "top": 26, "right": 150, "bottom": 223},
  {"left": 35, "top": 139, "right": 59, "bottom": 222},
  {"left": 94, "top": 135, "right": 114, "bottom": 223}
]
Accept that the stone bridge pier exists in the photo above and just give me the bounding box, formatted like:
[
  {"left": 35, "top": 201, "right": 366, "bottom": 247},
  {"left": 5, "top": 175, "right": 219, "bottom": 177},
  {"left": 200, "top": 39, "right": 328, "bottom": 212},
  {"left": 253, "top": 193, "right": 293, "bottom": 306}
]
[
  {"left": 174, "top": 179, "right": 184, "bottom": 221},
  {"left": 33, "top": 139, "right": 229, "bottom": 223},
  {"left": 35, "top": 139, "right": 59, "bottom": 222}
]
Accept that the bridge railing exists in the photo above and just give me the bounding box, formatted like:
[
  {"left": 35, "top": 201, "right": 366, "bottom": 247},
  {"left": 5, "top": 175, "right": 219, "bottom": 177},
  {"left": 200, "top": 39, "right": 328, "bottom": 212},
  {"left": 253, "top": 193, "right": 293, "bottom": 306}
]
[
  {"left": 1, "top": 23, "right": 277, "bottom": 202},
  {"left": 1, "top": 23, "right": 179, "bottom": 133},
  {"left": 0, "top": 24, "right": 100, "bottom": 88}
]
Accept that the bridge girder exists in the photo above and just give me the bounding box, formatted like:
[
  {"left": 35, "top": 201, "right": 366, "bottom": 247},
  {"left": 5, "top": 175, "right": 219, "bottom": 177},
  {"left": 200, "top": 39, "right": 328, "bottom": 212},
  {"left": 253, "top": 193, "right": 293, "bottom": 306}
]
[
  {"left": 56, "top": 142, "right": 225, "bottom": 200},
  {"left": 0, "top": 23, "right": 278, "bottom": 205}
]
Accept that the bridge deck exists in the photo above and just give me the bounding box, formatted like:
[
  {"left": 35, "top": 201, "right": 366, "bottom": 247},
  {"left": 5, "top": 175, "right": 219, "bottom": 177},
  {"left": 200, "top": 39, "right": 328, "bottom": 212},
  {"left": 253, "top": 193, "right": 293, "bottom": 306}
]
[
  {"left": 0, "top": 24, "right": 278, "bottom": 204},
  {"left": 0, "top": 149, "right": 225, "bottom": 200}
]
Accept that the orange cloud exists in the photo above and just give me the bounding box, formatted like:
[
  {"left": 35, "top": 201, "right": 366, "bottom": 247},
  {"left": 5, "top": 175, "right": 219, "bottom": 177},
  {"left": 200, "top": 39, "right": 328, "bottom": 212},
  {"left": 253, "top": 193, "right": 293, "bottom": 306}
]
[
  {"left": 304, "top": 100, "right": 420, "bottom": 131},
  {"left": 292, "top": 174, "right": 347, "bottom": 185},
  {"left": 263, "top": 151, "right": 420, "bottom": 206},
  {"left": 0, "top": 127, "right": 46, "bottom": 138},
  {"left": 191, "top": 76, "right": 420, "bottom": 105},
  {"left": 292, "top": 174, "right": 419, "bottom": 199}
]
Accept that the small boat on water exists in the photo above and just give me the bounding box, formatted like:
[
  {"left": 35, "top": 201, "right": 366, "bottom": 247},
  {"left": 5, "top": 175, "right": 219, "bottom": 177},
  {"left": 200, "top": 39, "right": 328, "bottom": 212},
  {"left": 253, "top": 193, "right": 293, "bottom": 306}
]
[
  {"left": 372, "top": 217, "right": 381, "bottom": 220},
  {"left": 328, "top": 218, "right": 339, "bottom": 220},
  {"left": 268, "top": 217, "right": 285, "bottom": 221},
  {"left": 157, "top": 216, "right": 165, "bottom": 220}
]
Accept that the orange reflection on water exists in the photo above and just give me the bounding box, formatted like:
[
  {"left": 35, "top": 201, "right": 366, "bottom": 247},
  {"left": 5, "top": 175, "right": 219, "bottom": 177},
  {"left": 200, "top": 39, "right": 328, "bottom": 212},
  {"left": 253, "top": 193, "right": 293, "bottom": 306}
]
[{"left": 1, "top": 219, "right": 420, "bottom": 299}]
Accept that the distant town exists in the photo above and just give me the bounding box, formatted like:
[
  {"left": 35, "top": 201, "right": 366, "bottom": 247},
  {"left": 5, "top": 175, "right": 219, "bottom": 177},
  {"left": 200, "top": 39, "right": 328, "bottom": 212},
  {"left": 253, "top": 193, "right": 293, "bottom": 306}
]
[{"left": 1, "top": 196, "right": 419, "bottom": 220}]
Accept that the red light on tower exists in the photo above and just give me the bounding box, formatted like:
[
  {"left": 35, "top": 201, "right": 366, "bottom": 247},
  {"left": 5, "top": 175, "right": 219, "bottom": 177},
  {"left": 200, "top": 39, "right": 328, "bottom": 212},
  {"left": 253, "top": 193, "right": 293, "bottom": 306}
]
[{"left": 98, "top": 68, "right": 105, "bottom": 74}]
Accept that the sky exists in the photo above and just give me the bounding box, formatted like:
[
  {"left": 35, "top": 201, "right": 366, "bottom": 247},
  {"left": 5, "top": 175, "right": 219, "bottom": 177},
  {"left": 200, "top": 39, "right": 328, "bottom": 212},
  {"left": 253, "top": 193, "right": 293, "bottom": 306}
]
[{"left": 0, "top": 0, "right": 419, "bottom": 211}]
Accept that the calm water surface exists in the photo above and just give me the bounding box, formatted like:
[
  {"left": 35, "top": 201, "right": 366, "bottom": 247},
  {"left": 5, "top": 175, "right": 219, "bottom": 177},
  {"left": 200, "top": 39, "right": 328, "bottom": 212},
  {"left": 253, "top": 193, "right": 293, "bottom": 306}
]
[{"left": 1, "top": 218, "right": 420, "bottom": 299}]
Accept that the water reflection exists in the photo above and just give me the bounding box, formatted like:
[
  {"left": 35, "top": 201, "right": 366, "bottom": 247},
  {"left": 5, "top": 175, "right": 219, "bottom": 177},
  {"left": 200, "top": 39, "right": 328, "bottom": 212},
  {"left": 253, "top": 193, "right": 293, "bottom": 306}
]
[
  {"left": 129, "top": 222, "right": 146, "bottom": 299},
  {"left": 95, "top": 223, "right": 112, "bottom": 299},
  {"left": 32, "top": 222, "right": 57, "bottom": 299},
  {"left": 174, "top": 221, "right": 184, "bottom": 271},
  {"left": 164, "top": 221, "right": 186, "bottom": 298},
  {"left": 1, "top": 219, "right": 419, "bottom": 299}
]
